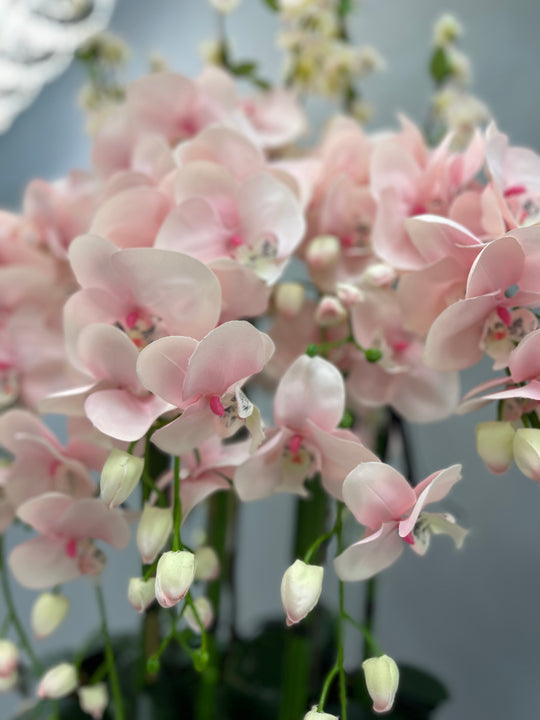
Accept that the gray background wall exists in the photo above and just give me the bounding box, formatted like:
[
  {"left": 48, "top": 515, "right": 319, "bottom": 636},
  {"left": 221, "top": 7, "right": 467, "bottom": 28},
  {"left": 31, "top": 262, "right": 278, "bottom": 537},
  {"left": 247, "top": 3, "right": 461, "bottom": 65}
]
[{"left": 2, "top": 1, "right": 540, "bottom": 719}]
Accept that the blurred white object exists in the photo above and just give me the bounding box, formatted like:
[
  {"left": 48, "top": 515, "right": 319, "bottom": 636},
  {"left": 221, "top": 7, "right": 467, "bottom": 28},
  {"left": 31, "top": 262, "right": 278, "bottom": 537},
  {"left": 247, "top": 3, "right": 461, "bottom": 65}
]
[{"left": 0, "top": 0, "right": 116, "bottom": 132}]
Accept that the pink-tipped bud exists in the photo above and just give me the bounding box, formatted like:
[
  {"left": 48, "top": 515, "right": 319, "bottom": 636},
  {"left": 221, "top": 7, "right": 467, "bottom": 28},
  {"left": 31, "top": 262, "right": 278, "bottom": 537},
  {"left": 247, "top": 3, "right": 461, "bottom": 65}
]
[
  {"left": 155, "top": 551, "right": 196, "bottom": 608},
  {"left": 0, "top": 639, "right": 18, "bottom": 678},
  {"left": 281, "top": 560, "right": 323, "bottom": 627},
  {"left": 100, "top": 449, "right": 144, "bottom": 509},
  {"left": 127, "top": 577, "right": 156, "bottom": 613},
  {"left": 274, "top": 282, "right": 305, "bottom": 317},
  {"left": 336, "top": 282, "right": 365, "bottom": 308},
  {"left": 362, "top": 655, "right": 399, "bottom": 714},
  {"left": 137, "top": 504, "right": 173, "bottom": 564},
  {"left": 31, "top": 592, "right": 69, "bottom": 639},
  {"left": 306, "top": 235, "right": 341, "bottom": 270},
  {"left": 78, "top": 683, "right": 108, "bottom": 719},
  {"left": 476, "top": 421, "right": 515, "bottom": 475},
  {"left": 315, "top": 296, "right": 348, "bottom": 327},
  {"left": 513, "top": 428, "right": 540, "bottom": 482},
  {"left": 362, "top": 262, "right": 397, "bottom": 287},
  {"left": 304, "top": 706, "right": 338, "bottom": 719},
  {"left": 184, "top": 597, "right": 214, "bottom": 634},
  {"left": 37, "top": 662, "right": 78, "bottom": 699},
  {"left": 194, "top": 546, "right": 220, "bottom": 581}
]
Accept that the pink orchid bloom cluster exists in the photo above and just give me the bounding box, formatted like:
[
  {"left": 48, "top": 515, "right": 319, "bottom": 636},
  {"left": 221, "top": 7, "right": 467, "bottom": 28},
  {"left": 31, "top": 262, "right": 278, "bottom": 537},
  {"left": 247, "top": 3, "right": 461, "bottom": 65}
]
[{"left": 1, "top": 40, "right": 540, "bottom": 718}]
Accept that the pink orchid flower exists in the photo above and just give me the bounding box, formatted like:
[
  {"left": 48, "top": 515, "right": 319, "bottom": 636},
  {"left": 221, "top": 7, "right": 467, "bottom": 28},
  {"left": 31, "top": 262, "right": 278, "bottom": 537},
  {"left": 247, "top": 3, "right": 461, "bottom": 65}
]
[
  {"left": 234, "top": 355, "right": 378, "bottom": 501},
  {"left": 0, "top": 409, "right": 100, "bottom": 510},
  {"left": 424, "top": 229, "right": 540, "bottom": 371},
  {"left": 137, "top": 320, "right": 274, "bottom": 455},
  {"left": 334, "top": 462, "right": 466, "bottom": 581},
  {"left": 9, "top": 493, "right": 130, "bottom": 589}
]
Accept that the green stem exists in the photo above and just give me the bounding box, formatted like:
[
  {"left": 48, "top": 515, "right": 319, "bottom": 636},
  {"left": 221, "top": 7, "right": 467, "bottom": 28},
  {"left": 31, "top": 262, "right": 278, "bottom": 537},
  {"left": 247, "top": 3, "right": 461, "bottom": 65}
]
[
  {"left": 336, "top": 504, "right": 347, "bottom": 720},
  {"left": 94, "top": 581, "right": 124, "bottom": 720},
  {"left": 278, "top": 477, "right": 329, "bottom": 720},
  {"left": 318, "top": 663, "right": 339, "bottom": 711},
  {"left": 172, "top": 457, "right": 183, "bottom": 551},
  {"left": 343, "top": 613, "right": 382, "bottom": 657},
  {"left": 0, "top": 536, "right": 42, "bottom": 674},
  {"left": 362, "top": 578, "right": 377, "bottom": 663}
]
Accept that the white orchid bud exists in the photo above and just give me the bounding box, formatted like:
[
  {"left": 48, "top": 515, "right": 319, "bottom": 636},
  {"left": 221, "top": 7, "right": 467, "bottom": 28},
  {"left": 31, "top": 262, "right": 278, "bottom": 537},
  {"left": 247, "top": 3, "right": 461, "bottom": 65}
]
[
  {"left": 513, "top": 428, "right": 540, "bottom": 482},
  {"left": 31, "top": 592, "right": 69, "bottom": 639},
  {"left": 362, "top": 655, "right": 399, "bottom": 714},
  {"left": 127, "top": 577, "right": 156, "bottom": 613},
  {"left": 184, "top": 597, "right": 214, "bottom": 634},
  {"left": 210, "top": 0, "right": 241, "bottom": 12},
  {"left": 306, "top": 235, "right": 341, "bottom": 270},
  {"left": 336, "top": 282, "right": 364, "bottom": 308},
  {"left": 281, "top": 560, "right": 323, "bottom": 627},
  {"left": 37, "top": 662, "right": 78, "bottom": 699},
  {"left": 315, "top": 296, "right": 348, "bottom": 328},
  {"left": 78, "top": 683, "right": 109, "bottom": 719},
  {"left": 155, "top": 551, "right": 196, "bottom": 608},
  {"left": 100, "top": 449, "right": 144, "bottom": 509},
  {"left": 137, "top": 504, "right": 173, "bottom": 564},
  {"left": 476, "top": 421, "right": 515, "bottom": 475},
  {"left": 0, "top": 670, "right": 18, "bottom": 691},
  {"left": 362, "top": 262, "right": 397, "bottom": 288},
  {"left": 0, "top": 639, "right": 18, "bottom": 678},
  {"left": 274, "top": 282, "right": 305, "bottom": 317},
  {"left": 194, "top": 546, "right": 220, "bottom": 581},
  {"left": 304, "top": 706, "right": 338, "bottom": 719}
]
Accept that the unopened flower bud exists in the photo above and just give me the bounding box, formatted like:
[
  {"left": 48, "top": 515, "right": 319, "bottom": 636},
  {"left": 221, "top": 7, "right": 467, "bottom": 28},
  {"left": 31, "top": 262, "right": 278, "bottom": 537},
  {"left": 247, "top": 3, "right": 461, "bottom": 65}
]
[
  {"left": 31, "top": 592, "right": 69, "bottom": 639},
  {"left": 304, "top": 706, "right": 338, "bottom": 719},
  {"left": 362, "top": 655, "right": 399, "bottom": 714},
  {"left": 362, "top": 262, "right": 397, "bottom": 288},
  {"left": 0, "top": 640, "right": 18, "bottom": 678},
  {"left": 127, "top": 577, "right": 156, "bottom": 613},
  {"left": 0, "top": 670, "right": 18, "bottom": 691},
  {"left": 433, "top": 13, "right": 462, "bottom": 47},
  {"left": 210, "top": 0, "right": 241, "bottom": 12},
  {"left": 274, "top": 282, "right": 305, "bottom": 317},
  {"left": 315, "top": 296, "right": 348, "bottom": 327},
  {"left": 336, "top": 282, "right": 364, "bottom": 308},
  {"left": 37, "top": 662, "right": 78, "bottom": 699},
  {"left": 137, "top": 504, "right": 173, "bottom": 564},
  {"left": 184, "top": 597, "right": 214, "bottom": 634},
  {"left": 78, "top": 682, "right": 108, "bottom": 719},
  {"left": 194, "top": 546, "right": 220, "bottom": 581},
  {"left": 100, "top": 449, "right": 144, "bottom": 509},
  {"left": 513, "top": 428, "right": 540, "bottom": 482},
  {"left": 155, "top": 551, "right": 195, "bottom": 608},
  {"left": 476, "top": 421, "right": 515, "bottom": 475},
  {"left": 306, "top": 235, "right": 341, "bottom": 270},
  {"left": 281, "top": 560, "right": 323, "bottom": 627}
]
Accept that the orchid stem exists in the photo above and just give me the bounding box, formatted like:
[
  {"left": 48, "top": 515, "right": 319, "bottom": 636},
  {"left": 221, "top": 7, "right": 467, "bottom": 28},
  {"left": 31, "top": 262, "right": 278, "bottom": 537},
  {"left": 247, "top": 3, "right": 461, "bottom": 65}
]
[
  {"left": 95, "top": 580, "right": 124, "bottom": 720},
  {"left": 0, "top": 536, "right": 42, "bottom": 675}
]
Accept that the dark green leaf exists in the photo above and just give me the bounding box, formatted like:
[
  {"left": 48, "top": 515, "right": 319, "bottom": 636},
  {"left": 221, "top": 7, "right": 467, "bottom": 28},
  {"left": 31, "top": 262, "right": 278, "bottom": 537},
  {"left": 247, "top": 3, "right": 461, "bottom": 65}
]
[
  {"left": 232, "top": 61, "right": 257, "bottom": 76},
  {"left": 338, "top": 0, "right": 354, "bottom": 17},
  {"left": 262, "top": 0, "right": 279, "bottom": 10}
]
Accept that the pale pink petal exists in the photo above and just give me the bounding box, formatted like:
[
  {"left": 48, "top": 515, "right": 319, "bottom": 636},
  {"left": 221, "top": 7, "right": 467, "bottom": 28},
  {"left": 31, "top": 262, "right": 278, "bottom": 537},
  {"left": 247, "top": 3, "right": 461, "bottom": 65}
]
[
  {"left": 57, "top": 498, "right": 130, "bottom": 549},
  {"left": 114, "top": 248, "right": 221, "bottom": 339},
  {"left": 183, "top": 321, "right": 274, "bottom": 401},
  {"left": 150, "top": 401, "right": 213, "bottom": 456},
  {"left": 404, "top": 215, "right": 481, "bottom": 266},
  {"left": 508, "top": 328, "right": 540, "bottom": 382},
  {"left": 90, "top": 187, "right": 170, "bottom": 249},
  {"left": 180, "top": 474, "right": 230, "bottom": 521},
  {"left": 234, "top": 430, "right": 289, "bottom": 501},
  {"left": 333, "top": 523, "right": 403, "bottom": 582},
  {"left": 210, "top": 259, "right": 271, "bottom": 322},
  {"left": 154, "top": 198, "right": 230, "bottom": 262},
  {"left": 0, "top": 408, "right": 58, "bottom": 454},
  {"left": 85, "top": 389, "right": 171, "bottom": 442},
  {"left": 466, "top": 235, "right": 524, "bottom": 299},
  {"left": 9, "top": 537, "right": 80, "bottom": 589},
  {"left": 423, "top": 294, "right": 500, "bottom": 371},
  {"left": 306, "top": 421, "right": 379, "bottom": 500},
  {"left": 77, "top": 324, "right": 140, "bottom": 386},
  {"left": 68, "top": 234, "right": 120, "bottom": 291},
  {"left": 17, "top": 493, "right": 75, "bottom": 535},
  {"left": 274, "top": 355, "right": 345, "bottom": 432},
  {"left": 136, "top": 336, "right": 198, "bottom": 407},
  {"left": 342, "top": 462, "right": 415, "bottom": 529},
  {"left": 399, "top": 464, "right": 462, "bottom": 537},
  {"left": 239, "top": 174, "right": 305, "bottom": 258}
]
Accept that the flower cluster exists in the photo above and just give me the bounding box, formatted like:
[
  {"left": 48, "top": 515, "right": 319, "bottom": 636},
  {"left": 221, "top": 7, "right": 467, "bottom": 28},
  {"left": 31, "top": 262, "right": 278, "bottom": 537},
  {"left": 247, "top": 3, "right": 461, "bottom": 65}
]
[{"left": 1, "top": 6, "right": 539, "bottom": 718}]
